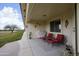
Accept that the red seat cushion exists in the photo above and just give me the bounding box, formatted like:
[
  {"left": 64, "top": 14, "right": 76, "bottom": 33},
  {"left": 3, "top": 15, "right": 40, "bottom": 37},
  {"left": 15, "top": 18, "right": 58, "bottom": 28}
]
[{"left": 47, "top": 34, "right": 64, "bottom": 43}]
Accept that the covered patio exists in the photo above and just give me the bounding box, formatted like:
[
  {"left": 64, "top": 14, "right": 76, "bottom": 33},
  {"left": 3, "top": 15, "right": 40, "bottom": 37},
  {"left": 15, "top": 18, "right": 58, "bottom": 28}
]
[{"left": 21, "top": 3, "right": 76, "bottom": 55}]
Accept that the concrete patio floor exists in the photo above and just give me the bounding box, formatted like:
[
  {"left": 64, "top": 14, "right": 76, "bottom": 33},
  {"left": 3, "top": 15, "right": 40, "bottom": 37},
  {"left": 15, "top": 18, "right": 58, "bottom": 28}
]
[{"left": 0, "top": 31, "right": 65, "bottom": 56}]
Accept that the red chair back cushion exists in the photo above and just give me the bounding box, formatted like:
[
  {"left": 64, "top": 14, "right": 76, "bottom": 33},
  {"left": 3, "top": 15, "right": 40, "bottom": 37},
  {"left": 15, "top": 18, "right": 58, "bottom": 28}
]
[
  {"left": 47, "top": 33, "right": 53, "bottom": 40},
  {"left": 56, "top": 34, "right": 64, "bottom": 41},
  {"left": 47, "top": 33, "right": 53, "bottom": 38}
]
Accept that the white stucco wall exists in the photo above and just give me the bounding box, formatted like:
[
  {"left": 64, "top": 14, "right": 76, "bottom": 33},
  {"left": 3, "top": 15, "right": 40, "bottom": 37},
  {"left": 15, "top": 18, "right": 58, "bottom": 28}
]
[
  {"left": 26, "top": 22, "right": 47, "bottom": 39},
  {"left": 62, "top": 11, "right": 75, "bottom": 54}
]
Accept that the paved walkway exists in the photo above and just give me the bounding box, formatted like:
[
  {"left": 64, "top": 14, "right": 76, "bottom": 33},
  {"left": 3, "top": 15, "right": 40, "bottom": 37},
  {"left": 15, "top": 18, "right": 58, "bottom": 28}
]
[
  {"left": 0, "top": 41, "right": 20, "bottom": 56},
  {"left": 0, "top": 31, "right": 65, "bottom": 56}
]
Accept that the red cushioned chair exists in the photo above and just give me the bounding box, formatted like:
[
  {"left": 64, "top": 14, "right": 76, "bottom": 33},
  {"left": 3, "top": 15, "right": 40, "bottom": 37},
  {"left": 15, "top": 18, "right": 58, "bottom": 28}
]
[
  {"left": 47, "top": 34, "right": 64, "bottom": 44},
  {"left": 46, "top": 33, "right": 53, "bottom": 40},
  {"left": 41, "top": 33, "right": 53, "bottom": 40}
]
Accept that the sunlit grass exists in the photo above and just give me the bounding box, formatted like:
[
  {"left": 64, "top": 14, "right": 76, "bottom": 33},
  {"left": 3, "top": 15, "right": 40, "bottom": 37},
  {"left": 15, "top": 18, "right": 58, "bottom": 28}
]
[{"left": 0, "top": 30, "right": 24, "bottom": 47}]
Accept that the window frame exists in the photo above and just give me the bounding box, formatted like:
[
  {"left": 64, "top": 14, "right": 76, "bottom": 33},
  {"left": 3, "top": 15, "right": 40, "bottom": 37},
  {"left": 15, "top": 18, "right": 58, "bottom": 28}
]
[{"left": 50, "top": 19, "right": 61, "bottom": 33}]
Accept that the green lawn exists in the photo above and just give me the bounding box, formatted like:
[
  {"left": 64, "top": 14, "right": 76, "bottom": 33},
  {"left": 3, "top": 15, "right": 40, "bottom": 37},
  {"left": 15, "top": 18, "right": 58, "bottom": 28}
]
[{"left": 0, "top": 30, "right": 24, "bottom": 47}]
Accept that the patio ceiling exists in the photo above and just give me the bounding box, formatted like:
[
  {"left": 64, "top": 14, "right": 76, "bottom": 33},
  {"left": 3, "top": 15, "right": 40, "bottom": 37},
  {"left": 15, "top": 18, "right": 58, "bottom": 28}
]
[
  {"left": 27, "top": 3, "right": 74, "bottom": 22},
  {"left": 20, "top": 3, "right": 26, "bottom": 25}
]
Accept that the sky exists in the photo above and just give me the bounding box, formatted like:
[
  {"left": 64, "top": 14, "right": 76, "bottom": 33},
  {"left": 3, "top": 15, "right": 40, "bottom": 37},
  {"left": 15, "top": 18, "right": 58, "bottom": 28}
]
[{"left": 0, "top": 3, "right": 24, "bottom": 30}]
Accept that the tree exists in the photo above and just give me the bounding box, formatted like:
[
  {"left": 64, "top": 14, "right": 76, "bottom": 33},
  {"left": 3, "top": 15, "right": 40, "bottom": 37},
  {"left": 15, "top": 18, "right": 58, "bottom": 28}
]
[
  {"left": 4, "top": 25, "right": 11, "bottom": 31},
  {"left": 4, "top": 25, "right": 19, "bottom": 32}
]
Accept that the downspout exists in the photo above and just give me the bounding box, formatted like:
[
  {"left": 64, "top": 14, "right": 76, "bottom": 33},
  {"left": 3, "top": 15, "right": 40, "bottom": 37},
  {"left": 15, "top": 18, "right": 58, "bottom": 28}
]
[{"left": 75, "top": 3, "right": 78, "bottom": 56}]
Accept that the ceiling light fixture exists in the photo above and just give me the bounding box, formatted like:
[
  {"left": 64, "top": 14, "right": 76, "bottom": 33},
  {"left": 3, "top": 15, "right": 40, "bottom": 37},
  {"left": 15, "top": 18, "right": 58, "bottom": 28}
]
[{"left": 43, "top": 14, "right": 47, "bottom": 17}]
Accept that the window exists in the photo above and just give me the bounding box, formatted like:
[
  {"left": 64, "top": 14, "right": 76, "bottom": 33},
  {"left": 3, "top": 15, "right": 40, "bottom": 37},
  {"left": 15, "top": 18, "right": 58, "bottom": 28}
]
[{"left": 50, "top": 19, "right": 61, "bottom": 32}]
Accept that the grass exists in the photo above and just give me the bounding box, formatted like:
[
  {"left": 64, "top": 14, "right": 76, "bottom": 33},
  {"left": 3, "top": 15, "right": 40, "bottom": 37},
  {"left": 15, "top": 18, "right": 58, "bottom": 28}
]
[{"left": 0, "top": 30, "right": 24, "bottom": 47}]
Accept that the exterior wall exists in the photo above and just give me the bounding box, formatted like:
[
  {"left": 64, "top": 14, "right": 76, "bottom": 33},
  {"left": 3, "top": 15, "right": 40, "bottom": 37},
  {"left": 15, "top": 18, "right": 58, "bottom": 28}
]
[
  {"left": 62, "top": 11, "right": 75, "bottom": 54},
  {"left": 26, "top": 22, "right": 47, "bottom": 39}
]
